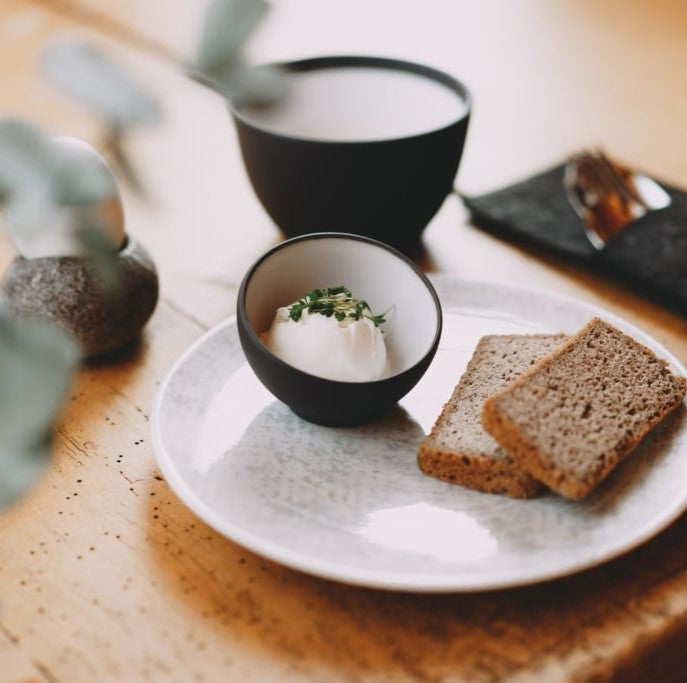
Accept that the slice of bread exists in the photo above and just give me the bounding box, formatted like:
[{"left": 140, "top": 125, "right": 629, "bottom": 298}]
[
  {"left": 418, "top": 333, "right": 567, "bottom": 498},
  {"left": 482, "top": 317, "right": 687, "bottom": 500}
]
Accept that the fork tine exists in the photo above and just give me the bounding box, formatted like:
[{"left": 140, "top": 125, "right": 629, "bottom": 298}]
[
  {"left": 595, "top": 149, "right": 648, "bottom": 209},
  {"left": 564, "top": 149, "right": 642, "bottom": 249},
  {"left": 564, "top": 148, "right": 672, "bottom": 250},
  {"left": 578, "top": 150, "right": 629, "bottom": 208},
  {"left": 597, "top": 149, "right": 650, "bottom": 213}
]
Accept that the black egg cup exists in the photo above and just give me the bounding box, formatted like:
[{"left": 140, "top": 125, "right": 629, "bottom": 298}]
[{"left": 237, "top": 232, "right": 442, "bottom": 426}]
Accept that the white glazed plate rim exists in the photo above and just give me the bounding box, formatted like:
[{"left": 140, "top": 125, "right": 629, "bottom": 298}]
[{"left": 151, "top": 276, "right": 687, "bottom": 592}]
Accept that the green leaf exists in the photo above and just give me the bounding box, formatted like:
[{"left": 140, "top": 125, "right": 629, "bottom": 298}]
[
  {"left": 75, "top": 225, "right": 122, "bottom": 292},
  {"left": 0, "top": 120, "right": 63, "bottom": 244},
  {"left": 0, "top": 120, "right": 122, "bottom": 252},
  {"left": 0, "top": 121, "right": 116, "bottom": 206},
  {"left": 187, "top": 0, "right": 285, "bottom": 106},
  {"left": 51, "top": 137, "right": 119, "bottom": 206},
  {"left": 0, "top": 119, "right": 55, "bottom": 190},
  {"left": 195, "top": 0, "right": 268, "bottom": 73},
  {"left": 0, "top": 307, "right": 80, "bottom": 508},
  {"left": 286, "top": 287, "right": 388, "bottom": 327},
  {"left": 104, "top": 129, "right": 147, "bottom": 197},
  {"left": 190, "top": 60, "right": 286, "bottom": 107},
  {"left": 40, "top": 36, "right": 160, "bottom": 129}
]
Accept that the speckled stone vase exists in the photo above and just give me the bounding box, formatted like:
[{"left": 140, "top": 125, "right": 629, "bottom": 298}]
[{"left": 1, "top": 236, "right": 158, "bottom": 358}]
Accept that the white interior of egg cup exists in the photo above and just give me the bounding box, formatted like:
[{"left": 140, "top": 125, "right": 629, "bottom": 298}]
[{"left": 244, "top": 235, "right": 440, "bottom": 378}]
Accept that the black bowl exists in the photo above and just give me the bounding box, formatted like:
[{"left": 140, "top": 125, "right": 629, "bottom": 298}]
[
  {"left": 237, "top": 233, "right": 442, "bottom": 426},
  {"left": 229, "top": 55, "right": 471, "bottom": 254}
]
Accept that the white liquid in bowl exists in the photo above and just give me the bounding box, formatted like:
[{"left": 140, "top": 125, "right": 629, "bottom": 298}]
[{"left": 238, "top": 66, "right": 468, "bottom": 142}]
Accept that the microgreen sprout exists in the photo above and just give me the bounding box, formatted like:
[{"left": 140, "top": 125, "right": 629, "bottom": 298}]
[{"left": 288, "top": 286, "right": 387, "bottom": 327}]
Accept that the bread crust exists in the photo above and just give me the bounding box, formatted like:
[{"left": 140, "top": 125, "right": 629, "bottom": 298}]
[
  {"left": 418, "top": 333, "right": 567, "bottom": 498},
  {"left": 482, "top": 318, "right": 687, "bottom": 500},
  {"left": 417, "top": 443, "right": 544, "bottom": 497}
]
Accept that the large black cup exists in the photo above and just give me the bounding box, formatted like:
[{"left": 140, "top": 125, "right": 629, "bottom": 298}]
[{"left": 229, "top": 56, "right": 471, "bottom": 254}]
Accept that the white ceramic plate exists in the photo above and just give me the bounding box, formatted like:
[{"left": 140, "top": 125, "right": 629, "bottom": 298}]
[{"left": 151, "top": 277, "right": 687, "bottom": 592}]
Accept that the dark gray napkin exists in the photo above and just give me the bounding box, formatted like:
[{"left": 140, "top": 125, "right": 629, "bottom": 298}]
[{"left": 463, "top": 164, "right": 687, "bottom": 315}]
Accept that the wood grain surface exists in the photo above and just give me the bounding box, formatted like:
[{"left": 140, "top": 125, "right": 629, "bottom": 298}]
[{"left": 1, "top": 1, "right": 686, "bottom": 681}]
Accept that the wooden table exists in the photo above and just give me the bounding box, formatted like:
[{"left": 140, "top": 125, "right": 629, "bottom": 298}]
[{"left": 1, "top": 1, "right": 687, "bottom": 680}]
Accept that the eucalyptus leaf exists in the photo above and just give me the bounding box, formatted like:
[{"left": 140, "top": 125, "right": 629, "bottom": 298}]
[
  {"left": 51, "top": 136, "right": 119, "bottom": 206},
  {"left": 40, "top": 36, "right": 161, "bottom": 129},
  {"left": 104, "top": 130, "right": 147, "bottom": 198},
  {"left": 194, "top": 0, "right": 268, "bottom": 73},
  {"left": 191, "top": 61, "right": 286, "bottom": 106},
  {"left": 0, "top": 307, "right": 80, "bottom": 508},
  {"left": 0, "top": 120, "right": 63, "bottom": 243},
  {"left": 0, "top": 120, "right": 122, "bottom": 254},
  {"left": 189, "top": 0, "right": 285, "bottom": 106},
  {"left": 0, "top": 119, "right": 56, "bottom": 199},
  {"left": 75, "top": 225, "right": 122, "bottom": 292},
  {"left": 0, "top": 121, "right": 116, "bottom": 206}
]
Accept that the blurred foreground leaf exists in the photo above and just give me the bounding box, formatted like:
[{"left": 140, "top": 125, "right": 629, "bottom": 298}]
[
  {"left": 195, "top": 0, "right": 268, "bottom": 73},
  {"left": 189, "top": 0, "right": 285, "bottom": 106},
  {"left": 75, "top": 225, "right": 122, "bottom": 292},
  {"left": 40, "top": 36, "right": 161, "bottom": 130},
  {"left": 103, "top": 128, "right": 147, "bottom": 198},
  {"left": 191, "top": 61, "right": 286, "bottom": 107},
  {"left": 0, "top": 0, "right": 279, "bottom": 512},
  {"left": 0, "top": 119, "right": 63, "bottom": 245},
  {"left": 0, "top": 308, "right": 80, "bottom": 508},
  {"left": 0, "top": 119, "right": 120, "bottom": 255},
  {"left": 52, "top": 136, "right": 119, "bottom": 206}
]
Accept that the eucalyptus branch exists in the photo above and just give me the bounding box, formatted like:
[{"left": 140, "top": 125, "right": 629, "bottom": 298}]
[
  {"left": 36, "top": 0, "right": 281, "bottom": 196},
  {"left": 0, "top": 0, "right": 277, "bottom": 510}
]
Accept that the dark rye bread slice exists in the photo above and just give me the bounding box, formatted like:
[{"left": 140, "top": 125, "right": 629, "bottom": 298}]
[
  {"left": 418, "top": 333, "right": 567, "bottom": 498},
  {"left": 482, "top": 317, "right": 687, "bottom": 500}
]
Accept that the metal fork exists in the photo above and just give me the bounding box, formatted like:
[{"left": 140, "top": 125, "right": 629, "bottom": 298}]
[{"left": 563, "top": 149, "right": 671, "bottom": 249}]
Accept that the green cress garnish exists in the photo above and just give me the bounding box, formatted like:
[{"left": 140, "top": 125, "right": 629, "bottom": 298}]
[{"left": 287, "top": 286, "right": 387, "bottom": 327}]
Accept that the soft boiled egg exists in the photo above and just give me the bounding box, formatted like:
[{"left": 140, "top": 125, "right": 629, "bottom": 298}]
[{"left": 262, "top": 302, "right": 388, "bottom": 382}]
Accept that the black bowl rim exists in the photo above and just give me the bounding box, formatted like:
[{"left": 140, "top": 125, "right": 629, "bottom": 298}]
[
  {"left": 228, "top": 54, "right": 471, "bottom": 146},
  {"left": 237, "top": 232, "right": 443, "bottom": 386}
]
